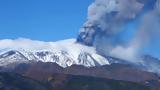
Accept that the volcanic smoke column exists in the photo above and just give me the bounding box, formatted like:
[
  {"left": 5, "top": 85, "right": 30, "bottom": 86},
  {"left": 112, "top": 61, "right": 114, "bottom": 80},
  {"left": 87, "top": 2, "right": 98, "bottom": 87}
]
[{"left": 77, "top": 0, "right": 157, "bottom": 46}]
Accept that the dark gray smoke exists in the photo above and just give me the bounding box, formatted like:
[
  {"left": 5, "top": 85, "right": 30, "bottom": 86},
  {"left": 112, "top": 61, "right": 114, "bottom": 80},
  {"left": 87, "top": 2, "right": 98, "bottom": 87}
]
[
  {"left": 77, "top": 0, "right": 145, "bottom": 46},
  {"left": 77, "top": 0, "right": 160, "bottom": 61}
]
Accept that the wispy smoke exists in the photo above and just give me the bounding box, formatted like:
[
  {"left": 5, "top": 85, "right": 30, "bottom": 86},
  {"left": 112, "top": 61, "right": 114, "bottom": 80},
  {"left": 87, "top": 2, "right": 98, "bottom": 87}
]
[{"left": 77, "top": 0, "right": 160, "bottom": 61}]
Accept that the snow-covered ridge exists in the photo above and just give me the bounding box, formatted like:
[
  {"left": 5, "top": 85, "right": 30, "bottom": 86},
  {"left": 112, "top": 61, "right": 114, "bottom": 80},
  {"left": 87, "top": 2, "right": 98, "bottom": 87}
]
[{"left": 0, "top": 38, "right": 109, "bottom": 67}]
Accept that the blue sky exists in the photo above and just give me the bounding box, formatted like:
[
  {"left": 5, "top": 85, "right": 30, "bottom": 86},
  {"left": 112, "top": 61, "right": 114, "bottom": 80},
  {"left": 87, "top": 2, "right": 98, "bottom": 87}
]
[
  {"left": 0, "top": 0, "right": 93, "bottom": 41},
  {"left": 0, "top": 0, "right": 159, "bottom": 58}
]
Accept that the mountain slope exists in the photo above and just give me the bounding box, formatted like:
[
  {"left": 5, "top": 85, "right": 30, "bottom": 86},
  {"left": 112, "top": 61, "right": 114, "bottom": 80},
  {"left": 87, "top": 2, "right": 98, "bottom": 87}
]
[
  {"left": 0, "top": 72, "right": 152, "bottom": 90},
  {"left": 12, "top": 62, "right": 160, "bottom": 90},
  {"left": 47, "top": 74, "right": 151, "bottom": 90},
  {"left": 12, "top": 62, "right": 159, "bottom": 84},
  {"left": 0, "top": 72, "right": 52, "bottom": 90}
]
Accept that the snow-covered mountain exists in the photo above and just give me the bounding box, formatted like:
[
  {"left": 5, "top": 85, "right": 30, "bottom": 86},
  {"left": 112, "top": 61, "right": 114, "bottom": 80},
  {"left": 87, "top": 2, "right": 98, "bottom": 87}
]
[
  {"left": 0, "top": 39, "right": 110, "bottom": 67},
  {"left": 0, "top": 38, "right": 159, "bottom": 76}
]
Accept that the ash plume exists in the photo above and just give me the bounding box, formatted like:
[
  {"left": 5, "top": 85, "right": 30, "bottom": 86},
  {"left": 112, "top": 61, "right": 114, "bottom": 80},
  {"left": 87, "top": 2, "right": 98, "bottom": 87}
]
[{"left": 77, "top": 0, "right": 160, "bottom": 61}]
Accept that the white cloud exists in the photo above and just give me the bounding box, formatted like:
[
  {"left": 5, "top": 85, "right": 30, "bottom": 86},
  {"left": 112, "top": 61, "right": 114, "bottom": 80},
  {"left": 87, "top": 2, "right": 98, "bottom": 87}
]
[{"left": 0, "top": 38, "right": 53, "bottom": 50}]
